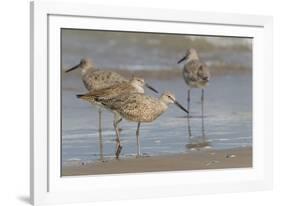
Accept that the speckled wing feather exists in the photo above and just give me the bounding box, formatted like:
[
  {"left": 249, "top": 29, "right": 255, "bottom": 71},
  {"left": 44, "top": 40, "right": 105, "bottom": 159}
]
[
  {"left": 183, "top": 60, "right": 210, "bottom": 87},
  {"left": 104, "top": 93, "right": 166, "bottom": 122},
  {"left": 183, "top": 60, "right": 201, "bottom": 81},
  {"left": 82, "top": 70, "right": 127, "bottom": 91},
  {"left": 81, "top": 82, "right": 137, "bottom": 102}
]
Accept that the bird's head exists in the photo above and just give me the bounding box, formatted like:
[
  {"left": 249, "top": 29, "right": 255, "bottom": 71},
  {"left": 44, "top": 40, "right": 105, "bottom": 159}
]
[
  {"left": 160, "top": 91, "right": 189, "bottom": 114},
  {"left": 177, "top": 48, "right": 199, "bottom": 64},
  {"left": 130, "top": 77, "right": 158, "bottom": 94},
  {"left": 65, "top": 58, "right": 94, "bottom": 74}
]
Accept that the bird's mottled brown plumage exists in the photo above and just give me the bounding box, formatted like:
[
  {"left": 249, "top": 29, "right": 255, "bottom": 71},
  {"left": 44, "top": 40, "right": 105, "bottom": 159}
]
[
  {"left": 179, "top": 48, "right": 211, "bottom": 88},
  {"left": 82, "top": 69, "right": 127, "bottom": 91},
  {"left": 77, "top": 76, "right": 159, "bottom": 107},
  {"left": 106, "top": 93, "right": 167, "bottom": 122},
  {"left": 77, "top": 77, "right": 151, "bottom": 106}
]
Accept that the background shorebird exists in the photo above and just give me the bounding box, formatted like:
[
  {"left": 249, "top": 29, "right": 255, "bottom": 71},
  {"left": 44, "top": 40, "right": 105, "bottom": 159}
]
[
  {"left": 79, "top": 91, "right": 188, "bottom": 158},
  {"left": 65, "top": 58, "right": 127, "bottom": 160},
  {"left": 177, "top": 48, "right": 211, "bottom": 139},
  {"left": 76, "top": 77, "right": 158, "bottom": 158},
  {"left": 65, "top": 58, "right": 127, "bottom": 91}
]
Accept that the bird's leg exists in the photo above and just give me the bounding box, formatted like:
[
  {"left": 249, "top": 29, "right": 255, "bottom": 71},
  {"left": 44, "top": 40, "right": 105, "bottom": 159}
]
[
  {"left": 201, "top": 89, "right": 204, "bottom": 118},
  {"left": 113, "top": 113, "right": 123, "bottom": 159},
  {"left": 187, "top": 89, "right": 192, "bottom": 138},
  {"left": 98, "top": 108, "right": 104, "bottom": 161},
  {"left": 136, "top": 122, "right": 141, "bottom": 158},
  {"left": 201, "top": 89, "right": 206, "bottom": 138},
  {"left": 187, "top": 89, "right": 191, "bottom": 114},
  {"left": 98, "top": 108, "right": 102, "bottom": 133}
]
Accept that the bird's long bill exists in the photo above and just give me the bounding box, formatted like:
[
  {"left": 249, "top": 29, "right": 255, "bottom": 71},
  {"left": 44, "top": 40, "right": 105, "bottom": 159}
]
[
  {"left": 145, "top": 83, "right": 158, "bottom": 93},
  {"left": 174, "top": 100, "right": 189, "bottom": 114},
  {"left": 177, "top": 56, "right": 186, "bottom": 64},
  {"left": 65, "top": 63, "right": 80, "bottom": 73}
]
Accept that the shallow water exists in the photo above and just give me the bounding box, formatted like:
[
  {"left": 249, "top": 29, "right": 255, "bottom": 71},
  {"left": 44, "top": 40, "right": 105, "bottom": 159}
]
[{"left": 62, "top": 74, "right": 252, "bottom": 165}]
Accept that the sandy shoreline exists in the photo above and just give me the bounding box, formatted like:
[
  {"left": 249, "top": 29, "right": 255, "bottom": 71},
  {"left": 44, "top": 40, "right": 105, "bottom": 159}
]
[{"left": 62, "top": 147, "right": 252, "bottom": 176}]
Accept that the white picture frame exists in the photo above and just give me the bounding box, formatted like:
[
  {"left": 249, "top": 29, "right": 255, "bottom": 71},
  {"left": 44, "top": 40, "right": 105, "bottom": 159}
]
[{"left": 30, "top": 1, "right": 273, "bottom": 205}]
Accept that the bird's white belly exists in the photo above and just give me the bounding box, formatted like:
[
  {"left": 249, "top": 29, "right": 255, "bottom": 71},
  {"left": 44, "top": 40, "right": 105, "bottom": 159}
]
[
  {"left": 185, "top": 79, "right": 208, "bottom": 88},
  {"left": 187, "top": 80, "right": 208, "bottom": 88}
]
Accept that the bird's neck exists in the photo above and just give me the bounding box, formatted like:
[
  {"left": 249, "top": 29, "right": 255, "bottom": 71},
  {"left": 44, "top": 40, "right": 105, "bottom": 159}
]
[
  {"left": 159, "top": 99, "right": 169, "bottom": 111},
  {"left": 187, "top": 53, "right": 199, "bottom": 63},
  {"left": 131, "top": 82, "right": 145, "bottom": 93},
  {"left": 135, "top": 85, "right": 145, "bottom": 93},
  {"left": 81, "top": 67, "right": 94, "bottom": 76}
]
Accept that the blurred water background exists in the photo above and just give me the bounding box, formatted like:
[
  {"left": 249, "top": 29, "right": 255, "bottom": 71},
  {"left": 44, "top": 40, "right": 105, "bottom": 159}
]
[{"left": 61, "top": 29, "right": 252, "bottom": 165}]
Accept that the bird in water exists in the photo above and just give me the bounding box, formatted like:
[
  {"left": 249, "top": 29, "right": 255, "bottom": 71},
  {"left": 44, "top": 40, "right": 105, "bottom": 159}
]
[
  {"left": 78, "top": 91, "right": 188, "bottom": 158},
  {"left": 65, "top": 58, "right": 127, "bottom": 91},
  {"left": 177, "top": 48, "right": 210, "bottom": 139},
  {"left": 76, "top": 77, "right": 159, "bottom": 158},
  {"left": 65, "top": 58, "right": 127, "bottom": 160}
]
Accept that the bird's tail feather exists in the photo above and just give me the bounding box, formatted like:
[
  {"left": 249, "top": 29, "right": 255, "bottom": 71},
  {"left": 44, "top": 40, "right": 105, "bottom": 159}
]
[
  {"left": 76, "top": 94, "right": 83, "bottom": 98},
  {"left": 76, "top": 94, "right": 93, "bottom": 101}
]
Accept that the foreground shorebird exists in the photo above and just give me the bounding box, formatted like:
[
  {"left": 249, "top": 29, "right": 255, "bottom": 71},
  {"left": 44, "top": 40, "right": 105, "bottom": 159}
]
[
  {"left": 78, "top": 91, "right": 189, "bottom": 158},
  {"left": 177, "top": 48, "right": 210, "bottom": 137},
  {"left": 65, "top": 58, "right": 127, "bottom": 160},
  {"left": 77, "top": 77, "right": 158, "bottom": 158}
]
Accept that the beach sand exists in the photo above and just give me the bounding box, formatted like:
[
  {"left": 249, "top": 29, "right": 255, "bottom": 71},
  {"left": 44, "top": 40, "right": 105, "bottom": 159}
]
[{"left": 62, "top": 147, "right": 252, "bottom": 176}]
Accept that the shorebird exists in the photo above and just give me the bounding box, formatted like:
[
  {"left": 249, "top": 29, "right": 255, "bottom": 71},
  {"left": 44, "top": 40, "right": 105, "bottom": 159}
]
[
  {"left": 76, "top": 77, "right": 158, "bottom": 158},
  {"left": 65, "top": 58, "right": 127, "bottom": 160},
  {"left": 78, "top": 91, "right": 189, "bottom": 158},
  {"left": 65, "top": 58, "right": 127, "bottom": 91},
  {"left": 177, "top": 48, "right": 210, "bottom": 137}
]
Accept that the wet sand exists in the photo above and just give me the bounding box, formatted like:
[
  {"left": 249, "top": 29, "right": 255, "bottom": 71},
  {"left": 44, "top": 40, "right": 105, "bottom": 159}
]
[{"left": 62, "top": 147, "right": 252, "bottom": 176}]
